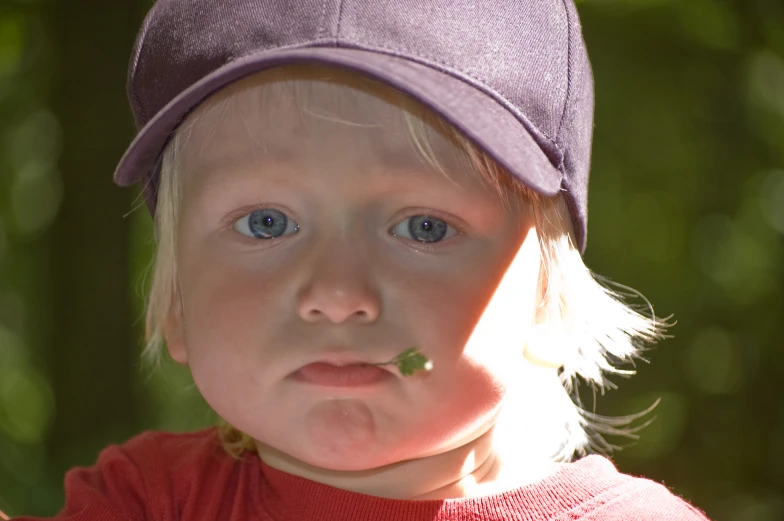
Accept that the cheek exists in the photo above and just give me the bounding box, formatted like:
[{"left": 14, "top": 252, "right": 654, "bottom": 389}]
[
  {"left": 176, "top": 253, "right": 300, "bottom": 430},
  {"left": 177, "top": 246, "right": 288, "bottom": 382},
  {"left": 384, "top": 255, "right": 518, "bottom": 426}
]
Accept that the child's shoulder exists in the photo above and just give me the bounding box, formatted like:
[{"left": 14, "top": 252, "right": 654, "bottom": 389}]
[
  {"left": 566, "top": 456, "right": 710, "bottom": 520},
  {"left": 41, "top": 428, "right": 246, "bottom": 521},
  {"left": 106, "top": 426, "right": 239, "bottom": 489},
  {"left": 119, "top": 426, "right": 222, "bottom": 459}
]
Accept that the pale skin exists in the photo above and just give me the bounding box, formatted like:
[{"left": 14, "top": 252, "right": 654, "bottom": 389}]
[{"left": 164, "top": 67, "right": 567, "bottom": 500}]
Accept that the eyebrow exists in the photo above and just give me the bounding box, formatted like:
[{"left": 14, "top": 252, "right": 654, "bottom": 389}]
[{"left": 194, "top": 154, "right": 469, "bottom": 192}]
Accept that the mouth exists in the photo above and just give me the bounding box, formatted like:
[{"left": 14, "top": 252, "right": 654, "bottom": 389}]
[{"left": 291, "top": 360, "right": 393, "bottom": 388}]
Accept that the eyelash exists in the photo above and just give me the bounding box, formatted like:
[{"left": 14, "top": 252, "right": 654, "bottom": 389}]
[
  {"left": 225, "top": 205, "right": 465, "bottom": 251},
  {"left": 390, "top": 210, "right": 464, "bottom": 252}
]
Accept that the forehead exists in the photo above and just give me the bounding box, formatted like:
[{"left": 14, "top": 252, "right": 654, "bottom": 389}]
[{"left": 178, "top": 65, "right": 486, "bottom": 189}]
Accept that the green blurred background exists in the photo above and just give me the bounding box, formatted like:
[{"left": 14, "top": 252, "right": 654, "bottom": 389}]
[{"left": 1, "top": 0, "right": 783, "bottom": 519}]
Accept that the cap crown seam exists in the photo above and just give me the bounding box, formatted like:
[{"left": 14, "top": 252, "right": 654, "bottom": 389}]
[
  {"left": 555, "top": 0, "right": 573, "bottom": 147},
  {"left": 317, "top": 0, "right": 330, "bottom": 39},
  {"left": 336, "top": 0, "right": 347, "bottom": 41},
  {"left": 128, "top": 5, "right": 157, "bottom": 126}
]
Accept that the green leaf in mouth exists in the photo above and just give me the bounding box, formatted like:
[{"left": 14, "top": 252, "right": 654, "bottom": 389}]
[{"left": 366, "top": 347, "right": 433, "bottom": 376}]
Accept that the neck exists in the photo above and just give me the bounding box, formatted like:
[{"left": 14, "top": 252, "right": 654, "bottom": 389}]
[{"left": 256, "top": 422, "right": 562, "bottom": 500}]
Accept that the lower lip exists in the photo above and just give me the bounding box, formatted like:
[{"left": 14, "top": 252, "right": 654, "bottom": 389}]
[{"left": 293, "top": 362, "right": 390, "bottom": 387}]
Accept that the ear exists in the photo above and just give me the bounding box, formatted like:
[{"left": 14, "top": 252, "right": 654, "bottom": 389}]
[
  {"left": 535, "top": 263, "right": 548, "bottom": 315},
  {"left": 523, "top": 263, "right": 566, "bottom": 369},
  {"left": 164, "top": 291, "right": 189, "bottom": 365},
  {"left": 522, "top": 324, "right": 566, "bottom": 369}
]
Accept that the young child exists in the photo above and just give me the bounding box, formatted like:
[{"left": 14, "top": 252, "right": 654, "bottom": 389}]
[{"left": 14, "top": 0, "right": 712, "bottom": 519}]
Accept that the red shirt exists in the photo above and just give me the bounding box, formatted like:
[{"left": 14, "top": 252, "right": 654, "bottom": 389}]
[{"left": 15, "top": 428, "right": 711, "bottom": 520}]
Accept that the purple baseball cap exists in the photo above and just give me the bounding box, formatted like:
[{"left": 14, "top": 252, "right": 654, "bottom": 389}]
[{"left": 114, "top": 0, "right": 595, "bottom": 252}]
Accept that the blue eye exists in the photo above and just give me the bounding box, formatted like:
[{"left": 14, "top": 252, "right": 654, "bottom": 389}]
[
  {"left": 234, "top": 209, "right": 299, "bottom": 239},
  {"left": 391, "top": 215, "right": 457, "bottom": 244}
]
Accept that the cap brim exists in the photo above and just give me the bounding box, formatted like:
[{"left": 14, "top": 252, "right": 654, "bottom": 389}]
[{"left": 115, "top": 47, "right": 563, "bottom": 200}]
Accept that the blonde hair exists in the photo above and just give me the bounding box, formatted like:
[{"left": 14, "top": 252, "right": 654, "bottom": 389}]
[{"left": 138, "top": 65, "right": 666, "bottom": 460}]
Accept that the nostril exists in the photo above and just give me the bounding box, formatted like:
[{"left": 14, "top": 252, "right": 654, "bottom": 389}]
[{"left": 297, "top": 292, "right": 380, "bottom": 324}]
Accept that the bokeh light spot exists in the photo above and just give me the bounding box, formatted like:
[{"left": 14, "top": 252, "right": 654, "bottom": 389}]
[
  {"left": 620, "top": 391, "right": 688, "bottom": 463},
  {"left": 10, "top": 162, "right": 62, "bottom": 237},
  {"left": 0, "top": 216, "right": 7, "bottom": 261},
  {"left": 0, "top": 366, "right": 54, "bottom": 445},
  {"left": 759, "top": 169, "right": 784, "bottom": 235},
  {"left": 6, "top": 109, "right": 63, "bottom": 237},
  {"left": 674, "top": 0, "right": 740, "bottom": 50},
  {"left": 626, "top": 191, "right": 684, "bottom": 263},
  {"left": 0, "top": 14, "right": 24, "bottom": 80},
  {"left": 685, "top": 327, "right": 743, "bottom": 395},
  {"left": 7, "top": 109, "right": 62, "bottom": 172},
  {"left": 0, "top": 292, "right": 26, "bottom": 336},
  {"left": 0, "top": 436, "right": 45, "bottom": 485},
  {"left": 749, "top": 50, "right": 784, "bottom": 118},
  {"left": 692, "top": 214, "right": 774, "bottom": 305},
  {"left": 718, "top": 494, "right": 784, "bottom": 521}
]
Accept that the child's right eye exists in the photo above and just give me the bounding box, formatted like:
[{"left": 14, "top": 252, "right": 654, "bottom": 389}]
[{"left": 233, "top": 208, "right": 300, "bottom": 239}]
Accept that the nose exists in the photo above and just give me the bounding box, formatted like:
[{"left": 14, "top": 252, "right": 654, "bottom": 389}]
[{"left": 296, "top": 238, "right": 381, "bottom": 325}]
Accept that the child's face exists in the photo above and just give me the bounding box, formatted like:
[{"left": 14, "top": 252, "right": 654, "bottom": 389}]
[{"left": 165, "top": 69, "right": 542, "bottom": 471}]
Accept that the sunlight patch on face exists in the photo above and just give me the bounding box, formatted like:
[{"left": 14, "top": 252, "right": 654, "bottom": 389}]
[{"left": 461, "top": 225, "right": 541, "bottom": 382}]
